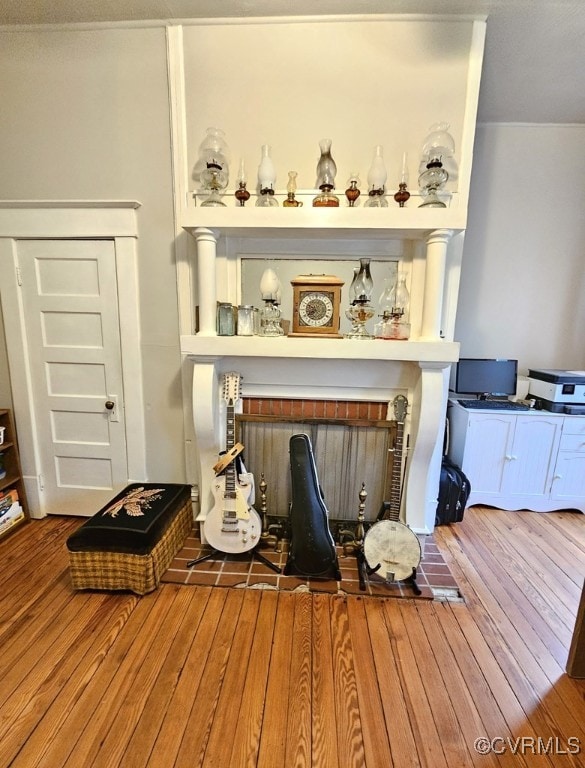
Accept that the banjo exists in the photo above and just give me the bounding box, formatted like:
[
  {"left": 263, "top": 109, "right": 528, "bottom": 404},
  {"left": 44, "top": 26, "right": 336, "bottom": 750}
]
[{"left": 363, "top": 395, "right": 421, "bottom": 591}]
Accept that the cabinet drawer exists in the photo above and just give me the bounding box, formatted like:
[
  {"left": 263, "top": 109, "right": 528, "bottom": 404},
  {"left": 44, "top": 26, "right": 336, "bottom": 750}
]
[
  {"left": 562, "top": 416, "right": 585, "bottom": 436},
  {"left": 559, "top": 433, "right": 585, "bottom": 452}
]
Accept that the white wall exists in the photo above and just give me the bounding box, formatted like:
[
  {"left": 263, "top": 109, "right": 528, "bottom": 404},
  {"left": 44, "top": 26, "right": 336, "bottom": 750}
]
[
  {"left": 0, "top": 24, "right": 584, "bottom": 489},
  {"left": 0, "top": 26, "right": 185, "bottom": 481},
  {"left": 456, "top": 123, "right": 585, "bottom": 373}
]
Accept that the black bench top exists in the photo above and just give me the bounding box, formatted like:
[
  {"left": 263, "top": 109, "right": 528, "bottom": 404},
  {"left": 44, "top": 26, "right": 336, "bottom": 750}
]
[{"left": 66, "top": 483, "right": 192, "bottom": 555}]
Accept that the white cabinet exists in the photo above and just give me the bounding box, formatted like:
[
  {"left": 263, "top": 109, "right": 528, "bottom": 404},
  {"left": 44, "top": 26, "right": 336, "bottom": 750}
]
[
  {"left": 551, "top": 419, "right": 585, "bottom": 505},
  {"left": 447, "top": 401, "right": 585, "bottom": 513}
]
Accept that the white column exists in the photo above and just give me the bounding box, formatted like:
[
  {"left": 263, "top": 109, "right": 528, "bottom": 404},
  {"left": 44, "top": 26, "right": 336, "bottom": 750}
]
[
  {"left": 420, "top": 228, "right": 453, "bottom": 341},
  {"left": 191, "top": 358, "right": 220, "bottom": 540},
  {"left": 194, "top": 227, "right": 218, "bottom": 336},
  {"left": 403, "top": 362, "right": 449, "bottom": 532}
]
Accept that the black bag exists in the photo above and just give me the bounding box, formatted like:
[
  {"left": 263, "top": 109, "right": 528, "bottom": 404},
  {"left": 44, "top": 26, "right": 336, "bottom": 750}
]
[{"left": 436, "top": 457, "right": 471, "bottom": 526}]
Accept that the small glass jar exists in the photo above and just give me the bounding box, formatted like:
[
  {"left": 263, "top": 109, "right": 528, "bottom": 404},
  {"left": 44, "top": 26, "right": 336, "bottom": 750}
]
[
  {"left": 237, "top": 305, "right": 255, "bottom": 336},
  {"left": 217, "top": 302, "right": 235, "bottom": 336}
]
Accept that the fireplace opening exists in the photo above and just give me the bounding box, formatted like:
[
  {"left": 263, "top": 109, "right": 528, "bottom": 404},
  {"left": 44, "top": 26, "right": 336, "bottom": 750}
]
[{"left": 236, "top": 398, "right": 399, "bottom": 538}]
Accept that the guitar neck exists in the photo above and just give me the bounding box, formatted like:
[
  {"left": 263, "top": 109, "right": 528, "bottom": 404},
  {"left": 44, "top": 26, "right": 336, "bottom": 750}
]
[
  {"left": 224, "top": 401, "right": 236, "bottom": 498},
  {"left": 388, "top": 421, "right": 404, "bottom": 521}
]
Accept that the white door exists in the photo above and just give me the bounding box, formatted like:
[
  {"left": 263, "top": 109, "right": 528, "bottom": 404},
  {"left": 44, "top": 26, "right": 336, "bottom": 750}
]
[{"left": 17, "top": 239, "right": 128, "bottom": 516}]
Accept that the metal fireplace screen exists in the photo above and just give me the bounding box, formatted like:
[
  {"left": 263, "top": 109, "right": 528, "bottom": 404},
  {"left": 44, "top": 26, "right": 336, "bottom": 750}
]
[{"left": 237, "top": 399, "right": 397, "bottom": 524}]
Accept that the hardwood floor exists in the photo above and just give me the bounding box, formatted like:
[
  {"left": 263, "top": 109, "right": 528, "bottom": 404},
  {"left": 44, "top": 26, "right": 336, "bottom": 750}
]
[{"left": 1, "top": 507, "right": 584, "bottom": 767}]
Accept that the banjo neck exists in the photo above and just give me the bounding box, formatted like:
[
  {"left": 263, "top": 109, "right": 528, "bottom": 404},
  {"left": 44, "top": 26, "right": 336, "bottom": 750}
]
[{"left": 388, "top": 418, "right": 405, "bottom": 522}]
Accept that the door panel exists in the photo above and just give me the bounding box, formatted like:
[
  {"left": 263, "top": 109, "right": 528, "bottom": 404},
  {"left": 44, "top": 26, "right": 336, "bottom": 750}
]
[{"left": 17, "top": 239, "right": 128, "bottom": 516}]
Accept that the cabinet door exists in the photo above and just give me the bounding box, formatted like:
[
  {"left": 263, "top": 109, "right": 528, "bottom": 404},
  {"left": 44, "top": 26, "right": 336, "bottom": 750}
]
[
  {"left": 551, "top": 453, "right": 585, "bottom": 501},
  {"left": 465, "top": 414, "right": 515, "bottom": 496},
  {"left": 502, "top": 416, "right": 561, "bottom": 497}
]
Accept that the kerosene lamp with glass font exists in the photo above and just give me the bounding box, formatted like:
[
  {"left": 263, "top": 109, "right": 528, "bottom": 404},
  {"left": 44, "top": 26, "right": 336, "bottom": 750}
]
[
  {"left": 256, "top": 144, "right": 279, "bottom": 207},
  {"left": 345, "top": 258, "right": 375, "bottom": 339},
  {"left": 364, "top": 145, "right": 388, "bottom": 207},
  {"left": 194, "top": 127, "right": 230, "bottom": 207},
  {"left": 234, "top": 159, "right": 251, "bottom": 206},
  {"left": 258, "top": 268, "right": 284, "bottom": 336},
  {"left": 313, "top": 139, "right": 340, "bottom": 207},
  {"left": 418, "top": 122, "right": 457, "bottom": 208},
  {"left": 282, "top": 171, "right": 303, "bottom": 207},
  {"left": 374, "top": 271, "right": 411, "bottom": 340}
]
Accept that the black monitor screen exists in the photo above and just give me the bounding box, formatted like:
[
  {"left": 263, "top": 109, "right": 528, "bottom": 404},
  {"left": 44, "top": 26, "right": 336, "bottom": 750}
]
[{"left": 451, "top": 358, "right": 518, "bottom": 397}]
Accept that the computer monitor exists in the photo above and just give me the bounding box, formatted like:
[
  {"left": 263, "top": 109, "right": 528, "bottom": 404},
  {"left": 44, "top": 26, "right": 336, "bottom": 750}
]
[{"left": 450, "top": 358, "right": 518, "bottom": 398}]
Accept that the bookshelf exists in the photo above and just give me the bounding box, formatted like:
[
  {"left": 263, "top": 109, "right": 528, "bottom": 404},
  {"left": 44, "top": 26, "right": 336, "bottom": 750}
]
[{"left": 0, "top": 408, "right": 29, "bottom": 539}]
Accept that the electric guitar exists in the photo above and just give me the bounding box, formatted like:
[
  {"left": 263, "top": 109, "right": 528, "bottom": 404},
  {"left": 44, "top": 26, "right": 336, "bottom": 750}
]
[
  {"left": 363, "top": 395, "right": 421, "bottom": 589},
  {"left": 203, "top": 372, "right": 262, "bottom": 554}
]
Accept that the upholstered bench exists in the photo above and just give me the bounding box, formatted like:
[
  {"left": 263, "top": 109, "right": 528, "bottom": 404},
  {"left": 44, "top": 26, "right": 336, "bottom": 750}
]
[{"left": 66, "top": 483, "right": 192, "bottom": 595}]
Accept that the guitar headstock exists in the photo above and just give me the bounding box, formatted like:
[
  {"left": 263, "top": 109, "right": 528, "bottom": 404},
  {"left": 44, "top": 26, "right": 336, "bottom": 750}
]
[
  {"left": 222, "top": 372, "right": 242, "bottom": 406},
  {"left": 393, "top": 394, "right": 408, "bottom": 423}
]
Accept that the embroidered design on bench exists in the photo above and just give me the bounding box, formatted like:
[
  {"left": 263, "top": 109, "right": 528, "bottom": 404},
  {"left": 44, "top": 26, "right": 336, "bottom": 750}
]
[{"left": 102, "top": 487, "right": 165, "bottom": 518}]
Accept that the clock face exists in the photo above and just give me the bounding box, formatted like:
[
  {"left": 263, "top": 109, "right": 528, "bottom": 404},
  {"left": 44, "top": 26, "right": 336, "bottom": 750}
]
[{"left": 298, "top": 291, "right": 335, "bottom": 327}]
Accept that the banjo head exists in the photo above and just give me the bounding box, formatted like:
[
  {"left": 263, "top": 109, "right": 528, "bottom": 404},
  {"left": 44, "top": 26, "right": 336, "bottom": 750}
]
[{"left": 364, "top": 519, "right": 421, "bottom": 582}]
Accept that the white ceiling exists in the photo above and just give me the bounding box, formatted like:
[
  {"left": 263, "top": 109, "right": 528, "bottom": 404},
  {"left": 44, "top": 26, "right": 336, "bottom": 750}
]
[{"left": 0, "top": 0, "right": 584, "bottom": 124}]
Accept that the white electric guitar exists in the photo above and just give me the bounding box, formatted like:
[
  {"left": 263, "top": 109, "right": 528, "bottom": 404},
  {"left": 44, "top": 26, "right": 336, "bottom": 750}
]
[{"left": 204, "top": 373, "right": 262, "bottom": 554}]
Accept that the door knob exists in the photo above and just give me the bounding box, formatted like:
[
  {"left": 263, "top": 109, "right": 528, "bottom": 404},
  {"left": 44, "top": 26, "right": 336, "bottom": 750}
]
[{"left": 105, "top": 400, "right": 115, "bottom": 410}]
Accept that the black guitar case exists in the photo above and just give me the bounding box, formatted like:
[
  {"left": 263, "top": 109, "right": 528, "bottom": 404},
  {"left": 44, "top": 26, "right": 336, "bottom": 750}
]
[{"left": 284, "top": 433, "right": 341, "bottom": 580}]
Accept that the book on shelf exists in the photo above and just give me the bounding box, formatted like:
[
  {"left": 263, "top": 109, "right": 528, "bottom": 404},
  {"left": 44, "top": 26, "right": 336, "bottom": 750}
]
[{"left": 0, "top": 503, "right": 24, "bottom": 533}]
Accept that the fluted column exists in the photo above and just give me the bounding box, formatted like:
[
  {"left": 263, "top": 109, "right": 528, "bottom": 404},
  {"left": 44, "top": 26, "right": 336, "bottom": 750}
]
[
  {"left": 194, "top": 227, "right": 218, "bottom": 336},
  {"left": 420, "top": 228, "right": 453, "bottom": 341}
]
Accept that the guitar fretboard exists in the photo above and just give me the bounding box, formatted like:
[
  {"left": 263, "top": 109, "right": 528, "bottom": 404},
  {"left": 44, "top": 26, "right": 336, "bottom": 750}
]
[
  {"left": 388, "top": 421, "right": 404, "bottom": 522},
  {"left": 224, "top": 401, "right": 236, "bottom": 499}
]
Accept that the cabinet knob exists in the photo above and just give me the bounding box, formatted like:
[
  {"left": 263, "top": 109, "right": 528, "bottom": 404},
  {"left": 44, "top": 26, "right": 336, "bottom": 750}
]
[{"left": 105, "top": 400, "right": 115, "bottom": 410}]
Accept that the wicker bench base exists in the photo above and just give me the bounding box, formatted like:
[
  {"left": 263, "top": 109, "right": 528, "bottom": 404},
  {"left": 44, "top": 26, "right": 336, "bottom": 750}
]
[{"left": 67, "top": 487, "right": 192, "bottom": 595}]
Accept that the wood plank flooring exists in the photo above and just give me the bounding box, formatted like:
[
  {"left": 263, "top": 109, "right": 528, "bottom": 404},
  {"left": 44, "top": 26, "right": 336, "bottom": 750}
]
[{"left": 0, "top": 506, "right": 584, "bottom": 767}]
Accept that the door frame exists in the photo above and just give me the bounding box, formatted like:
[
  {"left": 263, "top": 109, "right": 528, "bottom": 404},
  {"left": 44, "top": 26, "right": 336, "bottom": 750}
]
[{"left": 0, "top": 201, "right": 147, "bottom": 518}]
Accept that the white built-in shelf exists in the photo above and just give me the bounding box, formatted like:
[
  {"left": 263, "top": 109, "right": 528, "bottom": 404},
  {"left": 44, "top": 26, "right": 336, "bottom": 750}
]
[
  {"left": 181, "top": 335, "right": 459, "bottom": 364},
  {"left": 181, "top": 203, "right": 465, "bottom": 240}
]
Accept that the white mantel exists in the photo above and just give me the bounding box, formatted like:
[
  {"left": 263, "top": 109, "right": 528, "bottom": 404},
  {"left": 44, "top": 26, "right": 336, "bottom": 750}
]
[
  {"left": 180, "top": 223, "right": 459, "bottom": 533},
  {"left": 169, "top": 15, "right": 485, "bottom": 535}
]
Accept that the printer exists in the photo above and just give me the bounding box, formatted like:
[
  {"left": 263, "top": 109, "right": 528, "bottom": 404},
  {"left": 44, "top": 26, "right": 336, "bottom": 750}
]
[{"left": 527, "top": 369, "right": 585, "bottom": 414}]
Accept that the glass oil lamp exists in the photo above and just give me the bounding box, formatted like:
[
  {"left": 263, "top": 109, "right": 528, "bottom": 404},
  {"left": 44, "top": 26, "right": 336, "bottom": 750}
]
[
  {"left": 313, "top": 138, "right": 340, "bottom": 207},
  {"left": 345, "top": 171, "right": 361, "bottom": 207},
  {"left": 234, "top": 159, "right": 251, "bottom": 206},
  {"left": 256, "top": 144, "right": 279, "bottom": 207},
  {"left": 364, "top": 145, "right": 388, "bottom": 208},
  {"left": 258, "top": 268, "right": 284, "bottom": 336},
  {"left": 345, "top": 258, "right": 375, "bottom": 339},
  {"left": 374, "top": 271, "right": 411, "bottom": 340},
  {"left": 194, "top": 127, "right": 230, "bottom": 207},
  {"left": 393, "top": 152, "right": 411, "bottom": 208},
  {"left": 282, "top": 171, "right": 303, "bottom": 207},
  {"left": 418, "top": 123, "right": 457, "bottom": 208}
]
